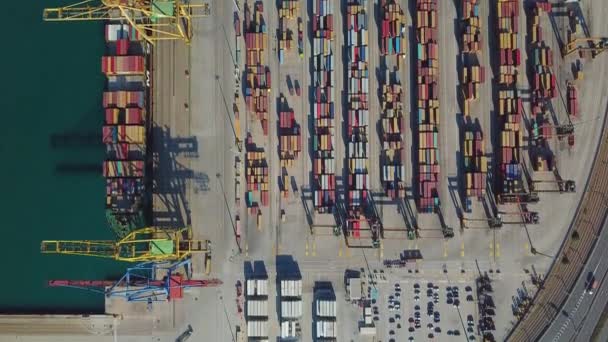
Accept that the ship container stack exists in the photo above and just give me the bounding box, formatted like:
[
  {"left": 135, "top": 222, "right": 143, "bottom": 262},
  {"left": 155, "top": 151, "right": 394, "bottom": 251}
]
[
  {"left": 460, "top": 0, "right": 485, "bottom": 113},
  {"left": 278, "top": 96, "right": 302, "bottom": 168},
  {"left": 245, "top": 135, "right": 270, "bottom": 208},
  {"left": 461, "top": 0, "right": 482, "bottom": 53},
  {"left": 463, "top": 130, "right": 488, "bottom": 199},
  {"left": 312, "top": 0, "right": 336, "bottom": 213},
  {"left": 567, "top": 82, "right": 578, "bottom": 117},
  {"left": 528, "top": 4, "right": 557, "bottom": 115},
  {"left": 415, "top": 0, "right": 440, "bottom": 213},
  {"left": 102, "top": 23, "right": 146, "bottom": 215},
  {"left": 244, "top": 1, "right": 271, "bottom": 135},
  {"left": 379, "top": 0, "right": 405, "bottom": 58},
  {"left": 495, "top": 0, "right": 525, "bottom": 196},
  {"left": 497, "top": 89, "right": 524, "bottom": 194},
  {"left": 346, "top": 0, "right": 370, "bottom": 230},
  {"left": 496, "top": 0, "right": 520, "bottom": 86},
  {"left": 380, "top": 69, "right": 406, "bottom": 199},
  {"left": 278, "top": 0, "right": 299, "bottom": 64}
]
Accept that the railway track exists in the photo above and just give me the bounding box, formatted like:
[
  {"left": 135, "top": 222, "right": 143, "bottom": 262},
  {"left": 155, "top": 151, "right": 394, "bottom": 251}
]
[{"left": 508, "top": 109, "right": 608, "bottom": 341}]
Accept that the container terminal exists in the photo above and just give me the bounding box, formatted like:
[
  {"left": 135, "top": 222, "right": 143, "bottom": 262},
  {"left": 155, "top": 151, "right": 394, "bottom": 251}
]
[{"left": 2, "top": 0, "right": 608, "bottom": 341}]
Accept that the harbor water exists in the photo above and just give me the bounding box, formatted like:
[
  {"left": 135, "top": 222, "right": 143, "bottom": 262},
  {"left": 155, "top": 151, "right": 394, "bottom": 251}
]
[{"left": 0, "top": 1, "right": 128, "bottom": 313}]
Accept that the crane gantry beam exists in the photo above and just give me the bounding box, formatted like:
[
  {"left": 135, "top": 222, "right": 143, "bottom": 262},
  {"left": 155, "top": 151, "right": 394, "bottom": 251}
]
[
  {"left": 43, "top": 0, "right": 211, "bottom": 45},
  {"left": 41, "top": 227, "right": 209, "bottom": 262},
  {"left": 562, "top": 37, "right": 608, "bottom": 57}
]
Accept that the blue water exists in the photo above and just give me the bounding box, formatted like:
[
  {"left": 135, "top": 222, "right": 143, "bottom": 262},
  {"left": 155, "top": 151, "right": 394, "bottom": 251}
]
[{"left": 0, "top": 1, "right": 128, "bottom": 313}]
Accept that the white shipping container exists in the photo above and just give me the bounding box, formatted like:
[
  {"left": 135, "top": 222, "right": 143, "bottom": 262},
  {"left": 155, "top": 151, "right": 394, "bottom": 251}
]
[
  {"left": 105, "top": 24, "right": 122, "bottom": 42},
  {"left": 281, "top": 300, "right": 303, "bottom": 319},
  {"left": 316, "top": 320, "right": 337, "bottom": 338},
  {"left": 247, "top": 300, "right": 268, "bottom": 317},
  {"left": 247, "top": 320, "right": 269, "bottom": 338},
  {"left": 281, "top": 321, "right": 298, "bottom": 338},
  {"left": 246, "top": 279, "right": 269, "bottom": 297},
  {"left": 316, "top": 299, "right": 337, "bottom": 317}
]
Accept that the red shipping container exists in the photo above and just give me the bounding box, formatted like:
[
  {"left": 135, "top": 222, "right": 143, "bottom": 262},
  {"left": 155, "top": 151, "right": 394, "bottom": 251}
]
[{"left": 514, "top": 49, "right": 521, "bottom": 66}]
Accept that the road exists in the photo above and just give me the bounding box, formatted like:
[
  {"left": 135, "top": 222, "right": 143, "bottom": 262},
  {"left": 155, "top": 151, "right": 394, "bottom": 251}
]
[{"left": 540, "top": 216, "right": 608, "bottom": 342}]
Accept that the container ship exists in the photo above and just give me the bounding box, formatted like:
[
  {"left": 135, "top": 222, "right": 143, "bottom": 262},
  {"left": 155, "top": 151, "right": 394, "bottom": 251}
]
[{"left": 102, "top": 23, "right": 149, "bottom": 237}]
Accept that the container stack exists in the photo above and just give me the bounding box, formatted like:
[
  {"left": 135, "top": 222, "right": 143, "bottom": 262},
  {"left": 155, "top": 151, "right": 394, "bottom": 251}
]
[
  {"left": 278, "top": 96, "right": 302, "bottom": 167},
  {"left": 346, "top": 0, "right": 370, "bottom": 221},
  {"left": 380, "top": 0, "right": 405, "bottom": 57},
  {"left": 460, "top": 0, "right": 484, "bottom": 107},
  {"left": 567, "top": 82, "right": 578, "bottom": 117},
  {"left": 496, "top": 0, "right": 520, "bottom": 86},
  {"left": 461, "top": 65, "right": 486, "bottom": 102},
  {"left": 244, "top": 1, "right": 271, "bottom": 135},
  {"left": 102, "top": 23, "right": 146, "bottom": 216},
  {"left": 245, "top": 135, "right": 270, "bottom": 208},
  {"left": 105, "top": 24, "right": 142, "bottom": 55},
  {"left": 246, "top": 278, "right": 269, "bottom": 340},
  {"left": 278, "top": 0, "right": 299, "bottom": 64},
  {"left": 279, "top": 278, "right": 303, "bottom": 339},
  {"left": 461, "top": 0, "right": 482, "bottom": 53},
  {"left": 529, "top": 5, "right": 557, "bottom": 115},
  {"left": 312, "top": 0, "right": 336, "bottom": 213},
  {"left": 497, "top": 88, "right": 524, "bottom": 195},
  {"left": 464, "top": 130, "right": 487, "bottom": 198},
  {"left": 380, "top": 69, "right": 406, "bottom": 199},
  {"left": 415, "top": 0, "right": 440, "bottom": 213}
]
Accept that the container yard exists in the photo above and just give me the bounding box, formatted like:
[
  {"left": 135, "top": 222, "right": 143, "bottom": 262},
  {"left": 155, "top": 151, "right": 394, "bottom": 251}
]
[
  {"left": 345, "top": 0, "right": 371, "bottom": 240},
  {"left": 8, "top": 0, "right": 608, "bottom": 341},
  {"left": 415, "top": 0, "right": 440, "bottom": 213},
  {"left": 495, "top": 0, "right": 525, "bottom": 203},
  {"left": 311, "top": 0, "right": 336, "bottom": 213}
]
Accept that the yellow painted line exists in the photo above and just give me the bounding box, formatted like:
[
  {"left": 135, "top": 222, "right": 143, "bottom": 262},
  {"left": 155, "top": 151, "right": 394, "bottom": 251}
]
[
  {"left": 524, "top": 243, "right": 530, "bottom": 256},
  {"left": 305, "top": 242, "right": 309, "bottom": 256},
  {"left": 489, "top": 242, "right": 494, "bottom": 257},
  {"left": 496, "top": 243, "right": 500, "bottom": 257},
  {"left": 380, "top": 241, "right": 384, "bottom": 258},
  {"left": 443, "top": 241, "right": 448, "bottom": 258},
  {"left": 461, "top": 241, "right": 465, "bottom": 257},
  {"left": 338, "top": 240, "right": 343, "bottom": 257}
]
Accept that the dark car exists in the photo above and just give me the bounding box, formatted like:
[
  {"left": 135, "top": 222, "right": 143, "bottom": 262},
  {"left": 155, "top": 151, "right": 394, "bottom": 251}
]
[
  {"left": 454, "top": 330, "right": 461, "bottom": 336},
  {"left": 467, "top": 294, "right": 474, "bottom": 302}
]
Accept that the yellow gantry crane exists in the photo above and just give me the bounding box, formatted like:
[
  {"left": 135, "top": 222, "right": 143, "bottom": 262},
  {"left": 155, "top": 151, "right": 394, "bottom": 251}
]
[
  {"left": 41, "top": 227, "right": 210, "bottom": 262},
  {"left": 42, "top": 0, "right": 210, "bottom": 45},
  {"left": 563, "top": 37, "right": 608, "bottom": 57}
]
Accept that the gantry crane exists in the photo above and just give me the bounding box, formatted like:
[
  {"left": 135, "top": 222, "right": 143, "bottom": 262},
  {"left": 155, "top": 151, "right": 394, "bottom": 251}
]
[
  {"left": 42, "top": 0, "right": 211, "bottom": 45},
  {"left": 562, "top": 37, "right": 608, "bottom": 57},
  {"left": 41, "top": 227, "right": 210, "bottom": 262},
  {"left": 48, "top": 259, "right": 221, "bottom": 302}
]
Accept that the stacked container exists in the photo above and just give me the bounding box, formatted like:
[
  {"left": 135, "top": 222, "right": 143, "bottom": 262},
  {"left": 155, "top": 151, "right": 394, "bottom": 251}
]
[
  {"left": 278, "top": 0, "right": 299, "bottom": 64},
  {"left": 497, "top": 89, "right": 524, "bottom": 194},
  {"left": 346, "top": 0, "right": 370, "bottom": 230},
  {"left": 496, "top": 0, "right": 520, "bottom": 85},
  {"left": 379, "top": 0, "right": 405, "bottom": 57},
  {"left": 415, "top": 0, "right": 440, "bottom": 213},
  {"left": 244, "top": 1, "right": 271, "bottom": 135},
  {"left": 567, "top": 82, "right": 578, "bottom": 117},
  {"left": 460, "top": 0, "right": 485, "bottom": 110},
  {"left": 102, "top": 23, "right": 146, "bottom": 215},
  {"left": 278, "top": 96, "right": 302, "bottom": 167},
  {"left": 380, "top": 69, "right": 406, "bottom": 199},
  {"left": 312, "top": 0, "right": 336, "bottom": 213},
  {"left": 463, "top": 130, "right": 487, "bottom": 198},
  {"left": 461, "top": 0, "right": 482, "bottom": 53},
  {"left": 529, "top": 6, "right": 557, "bottom": 116},
  {"left": 245, "top": 135, "right": 270, "bottom": 208}
]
